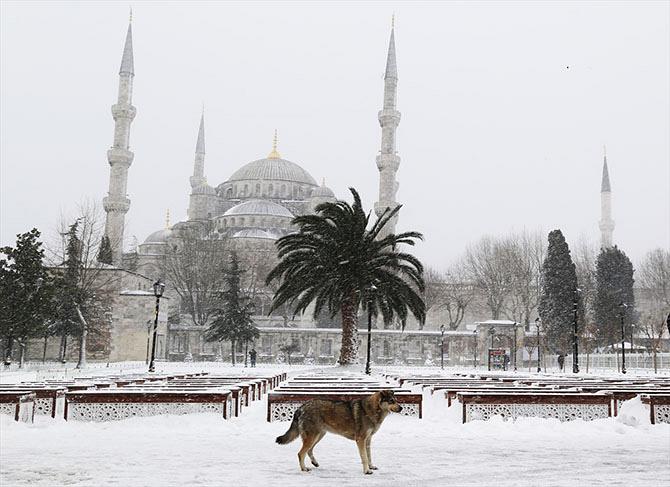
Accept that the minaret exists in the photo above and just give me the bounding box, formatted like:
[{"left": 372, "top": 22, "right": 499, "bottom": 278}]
[
  {"left": 188, "top": 109, "right": 216, "bottom": 220},
  {"left": 374, "top": 17, "right": 401, "bottom": 238},
  {"left": 599, "top": 146, "right": 615, "bottom": 248},
  {"left": 103, "top": 14, "right": 136, "bottom": 266}
]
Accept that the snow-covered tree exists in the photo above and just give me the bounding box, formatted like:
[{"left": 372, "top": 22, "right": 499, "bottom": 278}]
[
  {"left": 538, "top": 229, "right": 580, "bottom": 354},
  {"left": 594, "top": 246, "right": 635, "bottom": 348}
]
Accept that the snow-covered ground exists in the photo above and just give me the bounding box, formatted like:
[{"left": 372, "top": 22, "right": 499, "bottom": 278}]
[{"left": 1, "top": 365, "right": 669, "bottom": 486}]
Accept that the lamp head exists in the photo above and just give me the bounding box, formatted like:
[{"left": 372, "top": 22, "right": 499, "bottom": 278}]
[{"left": 153, "top": 280, "right": 166, "bottom": 298}]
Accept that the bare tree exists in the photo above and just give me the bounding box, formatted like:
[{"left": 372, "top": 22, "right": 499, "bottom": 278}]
[
  {"left": 465, "top": 235, "right": 515, "bottom": 320},
  {"left": 639, "top": 312, "right": 667, "bottom": 373},
  {"left": 639, "top": 248, "right": 670, "bottom": 309},
  {"left": 504, "top": 231, "right": 545, "bottom": 326},
  {"left": 162, "top": 225, "right": 229, "bottom": 327}
]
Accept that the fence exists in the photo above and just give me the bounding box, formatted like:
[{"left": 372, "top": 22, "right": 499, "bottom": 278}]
[{"left": 548, "top": 353, "right": 670, "bottom": 373}]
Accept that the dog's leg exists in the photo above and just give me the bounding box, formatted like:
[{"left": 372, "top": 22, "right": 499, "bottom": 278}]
[
  {"left": 307, "top": 432, "right": 325, "bottom": 467},
  {"left": 366, "top": 436, "right": 378, "bottom": 470},
  {"left": 298, "top": 433, "right": 318, "bottom": 472},
  {"left": 356, "top": 438, "right": 373, "bottom": 475}
]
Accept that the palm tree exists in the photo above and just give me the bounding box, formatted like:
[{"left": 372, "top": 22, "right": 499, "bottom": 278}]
[{"left": 266, "top": 188, "right": 425, "bottom": 365}]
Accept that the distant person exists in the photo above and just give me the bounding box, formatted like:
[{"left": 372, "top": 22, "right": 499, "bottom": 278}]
[
  {"left": 249, "top": 348, "right": 257, "bottom": 368},
  {"left": 503, "top": 354, "right": 510, "bottom": 371},
  {"left": 558, "top": 354, "right": 565, "bottom": 372}
]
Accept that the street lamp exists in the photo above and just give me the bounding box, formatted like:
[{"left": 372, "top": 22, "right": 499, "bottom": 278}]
[
  {"left": 513, "top": 322, "right": 518, "bottom": 372},
  {"left": 619, "top": 302, "right": 628, "bottom": 374},
  {"left": 364, "top": 284, "right": 377, "bottom": 375},
  {"left": 440, "top": 324, "right": 445, "bottom": 370},
  {"left": 573, "top": 288, "right": 581, "bottom": 374},
  {"left": 535, "top": 317, "right": 542, "bottom": 373},
  {"left": 473, "top": 329, "right": 478, "bottom": 369},
  {"left": 148, "top": 280, "right": 166, "bottom": 373},
  {"left": 488, "top": 327, "right": 496, "bottom": 371}
]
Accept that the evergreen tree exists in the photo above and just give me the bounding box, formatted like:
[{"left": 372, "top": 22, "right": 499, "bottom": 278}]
[
  {"left": 0, "top": 229, "right": 53, "bottom": 366},
  {"left": 97, "top": 235, "right": 113, "bottom": 265},
  {"left": 594, "top": 246, "right": 636, "bottom": 348},
  {"left": 538, "top": 230, "right": 580, "bottom": 354},
  {"left": 205, "top": 252, "right": 257, "bottom": 366}
]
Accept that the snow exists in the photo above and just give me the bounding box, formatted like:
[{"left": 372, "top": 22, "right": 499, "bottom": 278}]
[{"left": 1, "top": 366, "right": 669, "bottom": 486}]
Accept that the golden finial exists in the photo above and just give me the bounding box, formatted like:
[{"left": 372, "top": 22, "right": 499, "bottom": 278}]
[
  {"left": 129, "top": 6, "right": 133, "bottom": 23},
  {"left": 165, "top": 209, "right": 171, "bottom": 229},
  {"left": 268, "top": 129, "right": 281, "bottom": 159}
]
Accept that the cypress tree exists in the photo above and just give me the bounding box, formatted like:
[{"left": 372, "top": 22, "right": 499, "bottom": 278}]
[
  {"left": 205, "top": 252, "right": 257, "bottom": 365},
  {"left": 97, "top": 235, "right": 113, "bottom": 265},
  {"left": 594, "top": 246, "right": 635, "bottom": 348},
  {"left": 538, "top": 230, "right": 579, "bottom": 354}
]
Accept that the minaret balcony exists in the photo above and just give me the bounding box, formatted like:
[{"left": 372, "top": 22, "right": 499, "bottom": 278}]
[
  {"left": 107, "top": 148, "right": 134, "bottom": 166},
  {"left": 377, "top": 109, "right": 401, "bottom": 127},
  {"left": 111, "top": 103, "right": 137, "bottom": 121},
  {"left": 375, "top": 153, "right": 400, "bottom": 171},
  {"left": 103, "top": 196, "right": 131, "bottom": 213}
]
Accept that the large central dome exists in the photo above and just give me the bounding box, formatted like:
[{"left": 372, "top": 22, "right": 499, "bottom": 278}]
[{"left": 228, "top": 157, "right": 318, "bottom": 186}]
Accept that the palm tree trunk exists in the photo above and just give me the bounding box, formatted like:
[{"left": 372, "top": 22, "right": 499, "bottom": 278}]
[
  {"left": 60, "top": 334, "right": 68, "bottom": 363},
  {"left": 338, "top": 294, "right": 359, "bottom": 365},
  {"left": 231, "top": 340, "right": 236, "bottom": 366},
  {"left": 18, "top": 341, "right": 26, "bottom": 368}
]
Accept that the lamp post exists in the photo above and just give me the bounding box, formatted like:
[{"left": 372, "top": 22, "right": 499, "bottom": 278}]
[
  {"left": 573, "top": 288, "right": 581, "bottom": 374},
  {"left": 535, "top": 318, "right": 542, "bottom": 373},
  {"left": 364, "top": 284, "right": 377, "bottom": 375},
  {"left": 473, "top": 329, "right": 478, "bottom": 369},
  {"left": 145, "top": 320, "right": 152, "bottom": 365},
  {"left": 488, "top": 327, "right": 496, "bottom": 371},
  {"left": 440, "top": 324, "right": 445, "bottom": 370},
  {"left": 148, "top": 280, "right": 165, "bottom": 373},
  {"left": 513, "top": 322, "right": 518, "bottom": 372},
  {"left": 619, "top": 302, "right": 628, "bottom": 374}
]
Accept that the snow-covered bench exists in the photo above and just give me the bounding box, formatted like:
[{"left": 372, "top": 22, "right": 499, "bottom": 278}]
[
  {"left": 0, "top": 391, "right": 36, "bottom": 423},
  {"left": 267, "top": 390, "right": 423, "bottom": 422},
  {"left": 65, "top": 389, "right": 233, "bottom": 421},
  {"left": 457, "top": 392, "right": 612, "bottom": 423},
  {"left": 641, "top": 394, "right": 670, "bottom": 424},
  {"left": 0, "top": 386, "right": 66, "bottom": 418}
]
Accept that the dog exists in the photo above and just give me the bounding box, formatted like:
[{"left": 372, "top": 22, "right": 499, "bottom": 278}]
[{"left": 275, "top": 390, "right": 402, "bottom": 475}]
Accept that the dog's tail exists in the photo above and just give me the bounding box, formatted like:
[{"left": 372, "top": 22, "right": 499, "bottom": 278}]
[{"left": 275, "top": 408, "right": 301, "bottom": 445}]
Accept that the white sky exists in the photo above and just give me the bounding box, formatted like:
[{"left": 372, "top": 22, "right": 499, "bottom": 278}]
[{"left": 1, "top": 1, "right": 668, "bottom": 269}]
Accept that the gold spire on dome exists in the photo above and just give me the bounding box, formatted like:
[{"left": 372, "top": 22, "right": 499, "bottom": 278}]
[
  {"left": 165, "top": 209, "right": 171, "bottom": 229},
  {"left": 268, "top": 129, "right": 281, "bottom": 159}
]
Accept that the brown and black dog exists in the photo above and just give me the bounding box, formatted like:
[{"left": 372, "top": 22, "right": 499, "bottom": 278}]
[{"left": 275, "top": 390, "right": 402, "bottom": 474}]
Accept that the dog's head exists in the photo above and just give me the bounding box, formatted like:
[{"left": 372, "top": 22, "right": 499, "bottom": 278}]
[{"left": 378, "top": 390, "right": 402, "bottom": 413}]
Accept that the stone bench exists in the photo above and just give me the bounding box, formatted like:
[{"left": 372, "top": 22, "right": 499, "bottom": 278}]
[
  {"left": 641, "top": 394, "right": 670, "bottom": 424},
  {"left": 65, "top": 389, "right": 233, "bottom": 421},
  {"left": 0, "top": 386, "right": 66, "bottom": 418},
  {"left": 0, "top": 392, "right": 36, "bottom": 423},
  {"left": 457, "top": 392, "right": 612, "bottom": 423},
  {"left": 443, "top": 387, "right": 587, "bottom": 407},
  {"left": 267, "top": 390, "right": 422, "bottom": 422}
]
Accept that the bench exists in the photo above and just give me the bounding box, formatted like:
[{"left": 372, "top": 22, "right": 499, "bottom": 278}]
[
  {"left": 0, "top": 391, "right": 36, "bottom": 423},
  {"left": 65, "top": 389, "right": 233, "bottom": 421},
  {"left": 267, "top": 390, "right": 422, "bottom": 422},
  {"left": 0, "top": 386, "right": 66, "bottom": 418},
  {"left": 457, "top": 392, "right": 612, "bottom": 423},
  {"left": 641, "top": 394, "right": 670, "bottom": 424}
]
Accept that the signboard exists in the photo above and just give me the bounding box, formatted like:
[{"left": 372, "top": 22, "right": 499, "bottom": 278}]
[{"left": 488, "top": 348, "right": 507, "bottom": 371}]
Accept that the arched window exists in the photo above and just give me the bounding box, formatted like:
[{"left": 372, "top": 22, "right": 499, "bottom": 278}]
[
  {"left": 243, "top": 185, "right": 248, "bottom": 196},
  {"left": 281, "top": 184, "right": 286, "bottom": 196},
  {"left": 268, "top": 184, "right": 274, "bottom": 196},
  {"left": 255, "top": 183, "right": 261, "bottom": 195},
  {"left": 226, "top": 188, "right": 233, "bottom": 198}
]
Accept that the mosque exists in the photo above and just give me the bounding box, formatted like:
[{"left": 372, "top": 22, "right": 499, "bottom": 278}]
[{"left": 79, "top": 15, "right": 622, "bottom": 366}]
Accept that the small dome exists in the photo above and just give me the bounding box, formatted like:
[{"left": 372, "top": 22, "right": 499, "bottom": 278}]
[
  {"left": 311, "top": 185, "right": 335, "bottom": 198},
  {"left": 224, "top": 199, "right": 293, "bottom": 219},
  {"left": 228, "top": 158, "right": 318, "bottom": 186},
  {"left": 232, "top": 228, "right": 277, "bottom": 240},
  {"left": 192, "top": 183, "right": 216, "bottom": 195},
  {"left": 144, "top": 228, "right": 172, "bottom": 244}
]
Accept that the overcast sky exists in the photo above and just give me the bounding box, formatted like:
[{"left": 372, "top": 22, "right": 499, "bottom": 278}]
[{"left": 1, "top": 1, "right": 668, "bottom": 269}]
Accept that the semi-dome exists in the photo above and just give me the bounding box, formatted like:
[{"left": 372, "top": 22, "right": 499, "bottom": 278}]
[
  {"left": 223, "top": 199, "right": 294, "bottom": 218},
  {"left": 311, "top": 181, "right": 335, "bottom": 198},
  {"left": 232, "top": 228, "right": 277, "bottom": 240},
  {"left": 228, "top": 157, "right": 318, "bottom": 186},
  {"left": 143, "top": 228, "right": 172, "bottom": 244}
]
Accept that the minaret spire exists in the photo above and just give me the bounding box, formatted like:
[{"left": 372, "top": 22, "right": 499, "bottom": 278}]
[
  {"left": 103, "top": 17, "right": 137, "bottom": 265},
  {"left": 374, "top": 18, "right": 401, "bottom": 237},
  {"left": 599, "top": 146, "right": 615, "bottom": 248}
]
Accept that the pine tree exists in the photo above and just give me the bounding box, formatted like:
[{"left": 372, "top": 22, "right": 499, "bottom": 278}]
[
  {"left": 538, "top": 230, "right": 580, "bottom": 354},
  {"left": 205, "top": 252, "right": 257, "bottom": 366},
  {"left": 594, "top": 246, "right": 636, "bottom": 348},
  {"left": 0, "top": 229, "right": 53, "bottom": 366},
  {"left": 97, "top": 235, "right": 113, "bottom": 265}
]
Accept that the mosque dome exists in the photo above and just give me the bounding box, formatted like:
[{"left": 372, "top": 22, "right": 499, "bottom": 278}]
[
  {"left": 224, "top": 199, "right": 294, "bottom": 219},
  {"left": 143, "top": 228, "right": 172, "bottom": 244},
  {"left": 311, "top": 180, "right": 335, "bottom": 198},
  {"left": 228, "top": 157, "right": 317, "bottom": 186},
  {"left": 232, "top": 228, "right": 278, "bottom": 240}
]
